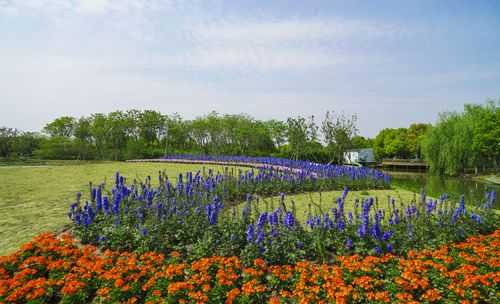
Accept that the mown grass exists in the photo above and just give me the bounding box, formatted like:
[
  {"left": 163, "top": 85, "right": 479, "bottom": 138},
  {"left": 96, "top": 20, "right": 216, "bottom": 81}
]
[
  {"left": 236, "top": 188, "right": 421, "bottom": 223},
  {"left": 0, "top": 161, "right": 237, "bottom": 255}
]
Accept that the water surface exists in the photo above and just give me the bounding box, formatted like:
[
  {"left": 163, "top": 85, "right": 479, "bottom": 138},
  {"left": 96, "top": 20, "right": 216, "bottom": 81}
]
[{"left": 388, "top": 172, "right": 500, "bottom": 209}]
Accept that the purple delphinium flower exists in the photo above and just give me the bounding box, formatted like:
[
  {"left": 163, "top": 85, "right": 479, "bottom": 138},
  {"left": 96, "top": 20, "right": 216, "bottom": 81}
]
[
  {"left": 256, "top": 229, "right": 265, "bottom": 244},
  {"left": 103, "top": 196, "right": 109, "bottom": 215},
  {"left": 257, "top": 212, "right": 268, "bottom": 229},
  {"left": 96, "top": 187, "right": 102, "bottom": 212},
  {"left": 382, "top": 230, "right": 393, "bottom": 242},
  {"left": 426, "top": 200, "right": 437, "bottom": 214},
  {"left": 470, "top": 213, "right": 481, "bottom": 225},
  {"left": 357, "top": 198, "right": 372, "bottom": 238},
  {"left": 371, "top": 211, "right": 383, "bottom": 240},
  {"left": 284, "top": 212, "right": 295, "bottom": 228},
  {"left": 246, "top": 224, "right": 254, "bottom": 242},
  {"left": 91, "top": 188, "right": 97, "bottom": 202},
  {"left": 452, "top": 195, "right": 466, "bottom": 224},
  {"left": 345, "top": 238, "right": 353, "bottom": 250},
  {"left": 269, "top": 210, "right": 279, "bottom": 226},
  {"left": 386, "top": 244, "right": 393, "bottom": 253}
]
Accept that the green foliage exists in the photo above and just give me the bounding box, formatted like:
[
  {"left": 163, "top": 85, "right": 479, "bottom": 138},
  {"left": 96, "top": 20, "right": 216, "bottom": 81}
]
[
  {"left": 351, "top": 135, "right": 373, "bottom": 149},
  {"left": 2, "top": 110, "right": 346, "bottom": 164},
  {"left": 71, "top": 171, "right": 498, "bottom": 265},
  {"left": 43, "top": 116, "right": 76, "bottom": 137},
  {"left": 422, "top": 100, "right": 500, "bottom": 175},
  {"left": 321, "top": 111, "right": 359, "bottom": 163},
  {"left": 33, "top": 137, "right": 80, "bottom": 160},
  {"left": 373, "top": 123, "right": 430, "bottom": 160},
  {"left": 0, "top": 127, "right": 41, "bottom": 158}
]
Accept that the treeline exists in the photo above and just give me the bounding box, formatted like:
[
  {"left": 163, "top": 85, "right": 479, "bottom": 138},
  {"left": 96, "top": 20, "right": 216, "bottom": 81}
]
[
  {"left": 1, "top": 100, "right": 499, "bottom": 175},
  {"left": 0, "top": 110, "right": 362, "bottom": 163},
  {"left": 422, "top": 101, "right": 500, "bottom": 175}
]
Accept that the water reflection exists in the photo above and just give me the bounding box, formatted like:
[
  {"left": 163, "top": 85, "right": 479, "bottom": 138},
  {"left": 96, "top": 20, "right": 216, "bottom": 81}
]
[{"left": 388, "top": 172, "right": 500, "bottom": 209}]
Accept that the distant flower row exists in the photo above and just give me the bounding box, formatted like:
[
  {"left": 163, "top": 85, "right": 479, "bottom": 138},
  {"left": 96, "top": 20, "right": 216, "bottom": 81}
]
[
  {"left": 68, "top": 170, "right": 498, "bottom": 263},
  {"left": 1, "top": 230, "right": 499, "bottom": 303},
  {"left": 162, "top": 154, "right": 391, "bottom": 183}
]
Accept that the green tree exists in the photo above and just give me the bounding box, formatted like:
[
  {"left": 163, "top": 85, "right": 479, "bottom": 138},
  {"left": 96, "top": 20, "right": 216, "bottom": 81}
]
[
  {"left": 265, "top": 119, "right": 287, "bottom": 151},
  {"left": 0, "top": 127, "right": 18, "bottom": 157},
  {"left": 406, "top": 123, "right": 431, "bottom": 159},
  {"left": 351, "top": 135, "right": 373, "bottom": 149},
  {"left": 286, "top": 116, "right": 310, "bottom": 160},
  {"left": 74, "top": 117, "right": 94, "bottom": 160},
  {"left": 422, "top": 100, "right": 499, "bottom": 175},
  {"left": 321, "top": 111, "right": 358, "bottom": 164},
  {"left": 43, "top": 116, "right": 76, "bottom": 137},
  {"left": 373, "top": 128, "right": 410, "bottom": 160},
  {"left": 10, "top": 132, "right": 41, "bottom": 157}
]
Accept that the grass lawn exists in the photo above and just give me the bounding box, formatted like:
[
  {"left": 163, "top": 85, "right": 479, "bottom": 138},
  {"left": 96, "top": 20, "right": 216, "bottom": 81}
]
[
  {"left": 0, "top": 161, "right": 238, "bottom": 255},
  {"left": 236, "top": 188, "right": 422, "bottom": 223},
  {"left": 473, "top": 174, "right": 500, "bottom": 185}
]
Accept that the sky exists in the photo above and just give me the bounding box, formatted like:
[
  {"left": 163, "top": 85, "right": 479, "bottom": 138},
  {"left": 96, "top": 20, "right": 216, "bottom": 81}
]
[{"left": 1, "top": 0, "right": 499, "bottom": 137}]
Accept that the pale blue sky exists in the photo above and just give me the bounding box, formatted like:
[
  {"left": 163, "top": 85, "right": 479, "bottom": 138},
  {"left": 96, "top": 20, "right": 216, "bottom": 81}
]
[{"left": 1, "top": 0, "right": 499, "bottom": 137}]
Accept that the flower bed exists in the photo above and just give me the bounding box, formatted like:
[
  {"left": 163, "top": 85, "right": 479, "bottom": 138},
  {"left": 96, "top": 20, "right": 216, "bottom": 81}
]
[
  {"left": 68, "top": 170, "right": 497, "bottom": 263},
  {"left": 162, "top": 154, "right": 391, "bottom": 182},
  {"left": 1, "top": 230, "right": 499, "bottom": 304}
]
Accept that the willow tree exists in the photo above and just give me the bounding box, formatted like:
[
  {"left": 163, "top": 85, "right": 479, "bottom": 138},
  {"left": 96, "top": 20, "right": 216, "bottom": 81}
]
[{"left": 421, "top": 100, "right": 500, "bottom": 175}]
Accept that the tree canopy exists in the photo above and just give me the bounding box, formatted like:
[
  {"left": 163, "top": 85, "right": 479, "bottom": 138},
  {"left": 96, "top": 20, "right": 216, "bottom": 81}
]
[
  {"left": 2, "top": 100, "right": 498, "bottom": 177},
  {"left": 422, "top": 100, "right": 500, "bottom": 175}
]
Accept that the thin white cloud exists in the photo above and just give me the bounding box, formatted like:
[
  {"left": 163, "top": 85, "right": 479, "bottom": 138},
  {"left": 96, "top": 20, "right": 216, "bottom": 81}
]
[
  {"left": 1, "top": 1, "right": 398, "bottom": 71},
  {"left": 183, "top": 46, "right": 348, "bottom": 70},
  {"left": 76, "top": 0, "right": 110, "bottom": 14},
  {"left": 192, "top": 18, "right": 397, "bottom": 45},
  {"left": 0, "top": 0, "right": 165, "bottom": 15},
  {"left": 182, "top": 18, "right": 396, "bottom": 71}
]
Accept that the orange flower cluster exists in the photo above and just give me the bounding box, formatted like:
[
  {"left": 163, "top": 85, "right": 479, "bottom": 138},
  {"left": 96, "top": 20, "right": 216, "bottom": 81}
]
[{"left": 1, "top": 230, "right": 499, "bottom": 303}]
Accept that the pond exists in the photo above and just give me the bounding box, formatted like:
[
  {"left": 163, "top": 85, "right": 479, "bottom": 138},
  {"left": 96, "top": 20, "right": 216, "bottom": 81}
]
[{"left": 388, "top": 172, "right": 500, "bottom": 210}]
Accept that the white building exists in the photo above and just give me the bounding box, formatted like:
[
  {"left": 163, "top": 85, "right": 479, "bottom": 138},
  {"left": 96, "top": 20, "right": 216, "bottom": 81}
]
[{"left": 343, "top": 148, "right": 375, "bottom": 165}]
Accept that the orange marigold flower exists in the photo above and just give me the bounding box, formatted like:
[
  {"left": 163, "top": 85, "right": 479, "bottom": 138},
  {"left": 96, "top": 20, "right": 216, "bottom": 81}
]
[
  {"left": 395, "top": 292, "right": 414, "bottom": 301},
  {"left": 96, "top": 287, "right": 111, "bottom": 297},
  {"left": 254, "top": 258, "right": 266, "bottom": 269},
  {"left": 268, "top": 296, "right": 281, "bottom": 304},
  {"left": 202, "top": 284, "right": 211, "bottom": 292},
  {"left": 170, "top": 251, "right": 181, "bottom": 258},
  {"left": 121, "top": 284, "right": 131, "bottom": 292},
  {"left": 242, "top": 279, "right": 258, "bottom": 295},
  {"left": 152, "top": 289, "right": 162, "bottom": 297},
  {"left": 61, "top": 280, "right": 85, "bottom": 295},
  {"left": 167, "top": 281, "right": 193, "bottom": 294},
  {"left": 421, "top": 288, "right": 442, "bottom": 302},
  {"left": 26, "top": 288, "right": 46, "bottom": 300},
  {"left": 114, "top": 278, "right": 125, "bottom": 288},
  {"left": 225, "top": 287, "right": 241, "bottom": 304}
]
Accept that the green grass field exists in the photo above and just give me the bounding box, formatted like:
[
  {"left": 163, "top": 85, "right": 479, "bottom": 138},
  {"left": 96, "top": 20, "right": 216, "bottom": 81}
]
[
  {"left": 0, "top": 161, "right": 236, "bottom": 255},
  {"left": 236, "top": 188, "right": 420, "bottom": 223}
]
